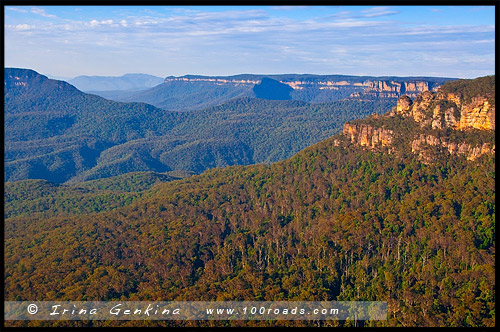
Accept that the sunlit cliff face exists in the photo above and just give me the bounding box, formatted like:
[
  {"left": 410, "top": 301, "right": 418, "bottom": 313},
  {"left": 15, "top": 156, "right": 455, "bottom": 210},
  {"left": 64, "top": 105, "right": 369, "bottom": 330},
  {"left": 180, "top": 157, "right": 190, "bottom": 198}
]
[
  {"left": 342, "top": 86, "right": 495, "bottom": 163},
  {"left": 394, "top": 90, "right": 495, "bottom": 131}
]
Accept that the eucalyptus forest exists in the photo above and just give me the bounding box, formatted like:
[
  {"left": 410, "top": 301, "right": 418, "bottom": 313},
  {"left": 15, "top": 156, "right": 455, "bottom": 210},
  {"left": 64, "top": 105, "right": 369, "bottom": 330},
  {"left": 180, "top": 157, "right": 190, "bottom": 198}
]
[{"left": 4, "top": 70, "right": 495, "bottom": 327}]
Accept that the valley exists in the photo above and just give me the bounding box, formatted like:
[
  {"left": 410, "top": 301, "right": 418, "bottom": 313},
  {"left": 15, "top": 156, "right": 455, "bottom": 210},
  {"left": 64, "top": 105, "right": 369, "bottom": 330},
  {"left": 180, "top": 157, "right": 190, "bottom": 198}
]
[
  {"left": 4, "top": 74, "right": 495, "bottom": 327},
  {"left": 5, "top": 68, "right": 394, "bottom": 183}
]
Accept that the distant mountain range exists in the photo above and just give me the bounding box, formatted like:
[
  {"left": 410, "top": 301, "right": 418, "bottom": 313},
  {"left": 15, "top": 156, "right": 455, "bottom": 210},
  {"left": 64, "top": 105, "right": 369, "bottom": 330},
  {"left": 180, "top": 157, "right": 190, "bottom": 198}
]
[
  {"left": 69, "top": 73, "right": 164, "bottom": 92},
  {"left": 5, "top": 68, "right": 395, "bottom": 183},
  {"left": 68, "top": 73, "right": 455, "bottom": 111}
]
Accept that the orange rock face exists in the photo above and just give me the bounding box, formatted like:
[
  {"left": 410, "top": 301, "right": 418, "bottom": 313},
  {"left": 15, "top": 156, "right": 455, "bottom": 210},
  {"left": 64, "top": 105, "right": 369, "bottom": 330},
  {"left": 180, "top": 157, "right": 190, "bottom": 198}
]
[
  {"left": 343, "top": 123, "right": 394, "bottom": 150},
  {"left": 457, "top": 96, "right": 495, "bottom": 130},
  {"left": 393, "top": 90, "right": 495, "bottom": 131},
  {"left": 344, "top": 80, "right": 495, "bottom": 163}
]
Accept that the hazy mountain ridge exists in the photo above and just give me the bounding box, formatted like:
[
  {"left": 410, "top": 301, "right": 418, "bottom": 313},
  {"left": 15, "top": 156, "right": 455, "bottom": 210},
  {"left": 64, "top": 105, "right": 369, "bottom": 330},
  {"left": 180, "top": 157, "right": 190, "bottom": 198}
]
[
  {"left": 87, "top": 73, "right": 454, "bottom": 111},
  {"left": 69, "top": 73, "right": 164, "bottom": 92},
  {"left": 4, "top": 68, "right": 393, "bottom": 183},
  {"left": 164, "top": 74, "right": 451, "bottom": 99}
]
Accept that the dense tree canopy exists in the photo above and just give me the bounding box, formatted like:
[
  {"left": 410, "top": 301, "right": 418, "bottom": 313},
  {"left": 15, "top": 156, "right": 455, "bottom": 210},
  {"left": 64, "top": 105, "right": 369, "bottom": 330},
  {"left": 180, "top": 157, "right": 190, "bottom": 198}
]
[
  {"left": 4, "top": 73, "right": 494, "bottom": 327},
  {"left": 5, "top": 119, "right": 494, "bottom": 328}
]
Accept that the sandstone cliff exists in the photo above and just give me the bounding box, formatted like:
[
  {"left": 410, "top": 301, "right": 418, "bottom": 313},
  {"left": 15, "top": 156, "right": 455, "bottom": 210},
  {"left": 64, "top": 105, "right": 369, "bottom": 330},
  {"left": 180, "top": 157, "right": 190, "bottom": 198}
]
[
  {"left": 392, "top": 87, "right": 495, "bottom": 131},
  {"left": 343, "top": 120, "right": 394, "bottom": 150},
  {"left": 350, "top": 80, "right": 441, "bottom": 99},
  {"left": 411, "top": 134, "right": 494, "bottom": 162},
  {"left": 164, "top": 76, "right": 443, "bottom": 100},
  {"left": 341, "top": 76, "right": 495, "bottom": 163}
]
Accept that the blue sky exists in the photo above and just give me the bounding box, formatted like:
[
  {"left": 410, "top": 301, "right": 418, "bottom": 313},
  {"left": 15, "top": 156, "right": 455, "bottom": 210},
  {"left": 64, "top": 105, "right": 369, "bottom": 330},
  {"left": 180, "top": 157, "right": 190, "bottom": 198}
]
[{"left": 4, "top": 5, "right": 495, "bottom": 79}]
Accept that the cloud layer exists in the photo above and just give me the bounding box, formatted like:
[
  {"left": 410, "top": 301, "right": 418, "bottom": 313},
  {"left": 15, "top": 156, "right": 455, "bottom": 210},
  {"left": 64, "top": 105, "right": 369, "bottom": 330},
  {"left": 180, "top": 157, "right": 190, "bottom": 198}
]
[{"left": 4, "top": 6, "right": 495, "bottom": 78}]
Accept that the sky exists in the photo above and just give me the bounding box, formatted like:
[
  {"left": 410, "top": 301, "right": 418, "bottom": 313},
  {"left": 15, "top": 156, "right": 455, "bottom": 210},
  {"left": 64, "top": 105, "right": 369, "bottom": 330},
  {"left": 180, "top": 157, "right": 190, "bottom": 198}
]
[{"left": 3, "top": 5, "right": 495, "bottom": 79}]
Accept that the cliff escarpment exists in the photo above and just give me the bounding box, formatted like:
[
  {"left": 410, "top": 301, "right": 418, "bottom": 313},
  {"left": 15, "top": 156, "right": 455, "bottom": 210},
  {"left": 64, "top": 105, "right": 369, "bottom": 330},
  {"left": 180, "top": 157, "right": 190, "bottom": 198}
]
[
  {"left": 342, "top": 116, "right": 394, "bottom": 151},
  {"left": 163, "top": 76, "right": 441, "bottom": 95},
  {"left": 342, "top": 76, "right": 495, "bottom": 163},
  {"left": 162, "top": 74, "right": 451, "bottom": 103},
  {"left": 393, "top": 85, "right": 495, "bottom": 131},
  {"left": 350, "top": 80, "right": 442, "bottom": 99}
]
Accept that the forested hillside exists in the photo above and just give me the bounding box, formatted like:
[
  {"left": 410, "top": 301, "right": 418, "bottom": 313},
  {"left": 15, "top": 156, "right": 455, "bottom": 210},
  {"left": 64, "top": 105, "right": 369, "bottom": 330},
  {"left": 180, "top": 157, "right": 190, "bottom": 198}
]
[
  {"left": 114, "top": 78, "right": 254, "bottom": 111},
  {"left": 5, "top": 171, "right": 189, "bottom": 220},
  {"left": 5, "top": 68, "right": 393, "bottom": 183},
  {"left": 5, "top": 76, "right": 494, "bottom": 327}
]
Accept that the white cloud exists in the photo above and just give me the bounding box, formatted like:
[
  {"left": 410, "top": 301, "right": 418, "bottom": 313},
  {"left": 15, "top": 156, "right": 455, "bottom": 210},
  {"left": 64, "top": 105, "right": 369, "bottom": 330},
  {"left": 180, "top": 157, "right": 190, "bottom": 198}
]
[
  {"left": 331, "top": 11, "right": 354, "bottom": 18},
  {"left": 271, "top": 6, "right": 310, "bottom": 11},
  {"left": 14, "top": 24, "right": 33, "bottom": 30},
  {"left": 84, "top": 19, "right": 118, "bottom": 28},
  {"left": 18, "top": 24, "right": 31, "bottom": 30},
  {"left": 30, "top": 7, "right": 58, "bottom": 18},
  {"left": 87, "top": 20, "right": 100, "bottom": 27},
  {"left": 324, "top": 20, "right": 388, "bottom": 28},
  {"left": 361, "top": 6, "right": 399, "bottom": 18},
  {"left": 7, "top": 7, "right": 29, "bottom": 13},
  {"left": 6, "top": 24, "right": 34, "bottom": 31}
]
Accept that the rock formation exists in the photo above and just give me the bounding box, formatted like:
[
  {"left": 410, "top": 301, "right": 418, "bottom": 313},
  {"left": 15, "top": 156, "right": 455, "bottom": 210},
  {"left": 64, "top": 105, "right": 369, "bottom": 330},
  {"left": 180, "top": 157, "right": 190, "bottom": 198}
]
[
  {"left": 343, "top": 122, "right": 394, "bottom": 150},
  {"left": 350, "top": 80, "right": 441, "bottom": 99},
  {"left": 393, "top": 88, "right": 495, "bottom": 131},
  {"left": 342, "top": 76, "right": 495, "bottom": 163}
]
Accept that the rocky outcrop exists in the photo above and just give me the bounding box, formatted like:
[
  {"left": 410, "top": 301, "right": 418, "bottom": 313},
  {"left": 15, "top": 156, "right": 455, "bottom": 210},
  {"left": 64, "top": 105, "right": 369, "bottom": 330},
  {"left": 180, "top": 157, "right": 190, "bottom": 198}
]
[
  {"left": 343, "top": 121, "right": 394, "bottom": 150},
  {"left": 342, "top": 76, "right": 495, "bottom": 164},
  {"left": 411, "top": 134, "right": 495, "bottom": 162},
  {"left": 408, "top": 90, "right": 434, "bottom": 126},
  {"left": 7, "top": 78, "right": 27, "bottom": 87},
  {"left": 282, "top": 80, "right": 366, "bottom": 90},
  {"left": 457, "top": 96, "right": 495, "bottom": 130},
  {"left": 395, "top": 95, "right": 412, "bottom": 113},
  {"left": 393, "top": 89, "right": 495, "bottom": 131},
  {"left": 351, "top": 80, "right": 441, "bottom": 99},
  {"left": 430, "top": 103, "right": 459, "bottom": 130}
]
